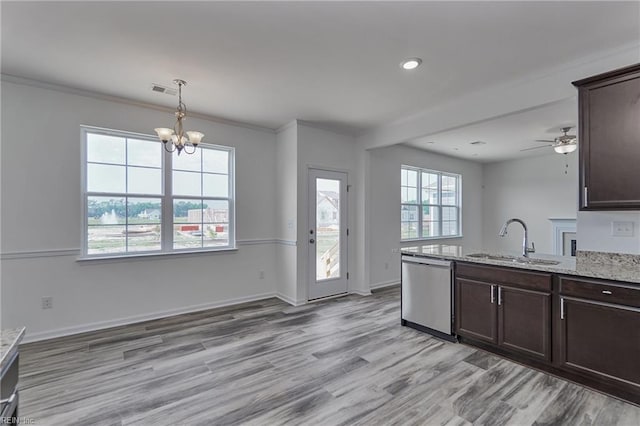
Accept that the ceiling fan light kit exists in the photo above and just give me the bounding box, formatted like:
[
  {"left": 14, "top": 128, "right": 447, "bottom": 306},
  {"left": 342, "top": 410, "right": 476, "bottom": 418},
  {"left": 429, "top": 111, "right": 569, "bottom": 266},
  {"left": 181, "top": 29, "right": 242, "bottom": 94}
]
[{"left": 521, "top": 126, "right": 578, "bottom": 155}]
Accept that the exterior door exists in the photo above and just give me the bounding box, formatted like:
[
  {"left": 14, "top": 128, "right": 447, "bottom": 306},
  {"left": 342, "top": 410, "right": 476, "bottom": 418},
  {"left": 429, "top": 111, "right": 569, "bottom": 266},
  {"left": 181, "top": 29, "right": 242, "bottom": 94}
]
[{"left": 307, "top": 168, "right": 348, "bottom": 300}]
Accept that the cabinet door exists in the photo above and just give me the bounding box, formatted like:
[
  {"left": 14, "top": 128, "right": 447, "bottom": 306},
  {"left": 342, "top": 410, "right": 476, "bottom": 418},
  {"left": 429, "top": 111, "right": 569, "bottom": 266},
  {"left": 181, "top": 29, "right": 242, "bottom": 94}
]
[
  {"left": 578, "top": 67, "right": 640, "bottom": 209},
  {"left": 559, "top": 297, "right": 640, "bottom": 390},
  {"left": 455, "top": 278, "right": 497, "bottom": 343},
  {"left": 498, "top": 286, "right": 551, "bottom": 361}
]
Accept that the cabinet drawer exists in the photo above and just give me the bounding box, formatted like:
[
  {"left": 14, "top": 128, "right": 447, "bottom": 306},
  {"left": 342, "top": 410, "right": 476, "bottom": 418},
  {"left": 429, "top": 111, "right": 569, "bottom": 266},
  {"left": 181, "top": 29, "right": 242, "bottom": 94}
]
[
  {"left": 559, "top": 276, "right": 640, "bottom": 308},
  {"left": 456, "top": 262, "right": 552, "bottom": 292}
]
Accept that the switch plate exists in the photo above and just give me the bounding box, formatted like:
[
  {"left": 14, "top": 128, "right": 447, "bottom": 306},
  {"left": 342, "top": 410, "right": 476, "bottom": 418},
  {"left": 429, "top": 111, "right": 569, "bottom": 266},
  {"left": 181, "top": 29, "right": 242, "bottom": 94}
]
[{"left": 611, "top": 221, "right": 634, "bottom": 237}]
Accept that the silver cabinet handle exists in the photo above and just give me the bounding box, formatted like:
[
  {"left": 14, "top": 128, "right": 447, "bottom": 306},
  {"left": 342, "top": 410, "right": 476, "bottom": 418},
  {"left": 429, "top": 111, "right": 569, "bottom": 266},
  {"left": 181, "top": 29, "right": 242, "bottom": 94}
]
[
  {"left": 561, "top": 297, "right": 565, "bottom": 320},
  {"left": 584, "top": 186, "right": 588, "bottom": 207},
  {"left": 491, "top": 285, "right": 495, "bottom": 304},
  {"left": 602, "top": 290, "right": 612, "bottom": 295},
  {"left": 497, "top": 286, "right": 502, "bottom": 305}
]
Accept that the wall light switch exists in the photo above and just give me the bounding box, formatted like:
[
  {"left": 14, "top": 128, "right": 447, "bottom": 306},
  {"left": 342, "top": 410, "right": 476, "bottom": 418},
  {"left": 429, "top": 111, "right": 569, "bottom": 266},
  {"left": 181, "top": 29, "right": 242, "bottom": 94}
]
[{"left": 611, "top": 221, "right": 634, "bottom": 237}]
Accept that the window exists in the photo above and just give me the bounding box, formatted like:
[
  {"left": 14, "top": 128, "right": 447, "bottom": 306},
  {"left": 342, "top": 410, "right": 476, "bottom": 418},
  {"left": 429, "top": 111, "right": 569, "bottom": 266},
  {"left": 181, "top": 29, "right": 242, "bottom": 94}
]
[
  {"left": 82, "top": 127, "right": 234, "bottom": 257},
  {"left": 401, "top": 166, "right": 461, "bottom": 240}
]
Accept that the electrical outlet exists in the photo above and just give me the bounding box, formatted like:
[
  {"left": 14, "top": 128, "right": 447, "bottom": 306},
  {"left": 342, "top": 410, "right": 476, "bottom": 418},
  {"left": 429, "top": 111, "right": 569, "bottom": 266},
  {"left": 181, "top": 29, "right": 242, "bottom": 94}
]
[
  {"left": 259, "top": 271, "right": 265, "bottom": 279},
  {"left": 42, "top": 296, "right": 53, "bottom": 309},
  {"left": 611, "top": 221, "right": 634, "bottom": 237}
]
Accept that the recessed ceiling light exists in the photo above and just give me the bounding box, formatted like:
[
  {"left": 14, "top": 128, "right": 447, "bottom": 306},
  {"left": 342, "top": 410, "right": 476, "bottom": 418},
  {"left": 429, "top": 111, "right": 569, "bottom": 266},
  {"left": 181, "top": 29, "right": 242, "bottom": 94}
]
[
  {"left": 470, "top": 140, "right": 486, "bottom": 145},
  {"left": 400, "top": 58, "right": 422, "bottom": 70}
]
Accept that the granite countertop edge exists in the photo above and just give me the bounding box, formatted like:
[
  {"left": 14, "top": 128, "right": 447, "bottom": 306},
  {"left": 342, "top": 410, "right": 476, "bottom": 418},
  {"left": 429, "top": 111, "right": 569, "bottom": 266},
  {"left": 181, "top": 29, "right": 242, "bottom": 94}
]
[
  {"left": 401, "top": 246, "right": 640, "bottom": 285},
  {"left": 0, "top": 327, "right": 26, "bottom": 372}
]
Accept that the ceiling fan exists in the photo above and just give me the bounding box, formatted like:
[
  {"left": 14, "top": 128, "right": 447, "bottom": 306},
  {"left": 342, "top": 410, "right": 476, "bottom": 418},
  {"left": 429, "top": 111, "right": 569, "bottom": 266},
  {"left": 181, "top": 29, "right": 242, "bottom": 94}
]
[{"left": 520, "top": 127, "right": 578, "bottom": 154}]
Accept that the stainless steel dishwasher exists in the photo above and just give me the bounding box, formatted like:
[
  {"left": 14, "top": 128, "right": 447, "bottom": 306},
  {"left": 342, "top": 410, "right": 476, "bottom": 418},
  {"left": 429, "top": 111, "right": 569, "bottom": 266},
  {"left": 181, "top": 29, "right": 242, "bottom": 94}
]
[{"left": 401, "top": 255, "right": 456, "bottom": 342}]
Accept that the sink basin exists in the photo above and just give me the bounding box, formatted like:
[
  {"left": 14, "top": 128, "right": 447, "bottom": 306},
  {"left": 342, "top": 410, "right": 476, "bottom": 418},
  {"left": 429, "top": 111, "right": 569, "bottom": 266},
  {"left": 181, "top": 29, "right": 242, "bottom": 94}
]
[{"left": 466, "top": 253, "right": 560, "bottom": 266}]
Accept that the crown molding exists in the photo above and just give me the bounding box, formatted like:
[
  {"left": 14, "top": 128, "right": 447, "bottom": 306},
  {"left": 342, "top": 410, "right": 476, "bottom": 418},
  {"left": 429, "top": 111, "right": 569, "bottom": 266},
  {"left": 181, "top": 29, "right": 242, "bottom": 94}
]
[{"left": 0, "top": 73, "right": 276, "bottom": 135}]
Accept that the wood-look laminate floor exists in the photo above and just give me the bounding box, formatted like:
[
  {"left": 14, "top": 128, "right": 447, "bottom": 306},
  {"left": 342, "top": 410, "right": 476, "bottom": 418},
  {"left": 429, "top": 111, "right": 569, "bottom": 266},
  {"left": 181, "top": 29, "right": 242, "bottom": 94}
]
[{"left": 19, "top": 286, "right": 640, "bottom": 426}]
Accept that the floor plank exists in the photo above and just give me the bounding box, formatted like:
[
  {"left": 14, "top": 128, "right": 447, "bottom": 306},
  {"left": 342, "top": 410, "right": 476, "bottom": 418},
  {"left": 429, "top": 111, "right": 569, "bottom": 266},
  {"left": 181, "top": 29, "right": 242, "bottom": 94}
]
[{"left": 19, "top": 286, "right": 640, "bottom": 425}]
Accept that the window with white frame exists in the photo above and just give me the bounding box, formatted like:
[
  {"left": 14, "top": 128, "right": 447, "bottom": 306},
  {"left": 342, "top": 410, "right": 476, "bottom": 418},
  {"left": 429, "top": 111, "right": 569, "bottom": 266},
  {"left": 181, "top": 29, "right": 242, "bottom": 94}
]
[
  {"left": 82, "top": 127, "right": 234, "bottom": 257},
  {"left": 401, "top": 166, "right": 461, "bottom": 240}
]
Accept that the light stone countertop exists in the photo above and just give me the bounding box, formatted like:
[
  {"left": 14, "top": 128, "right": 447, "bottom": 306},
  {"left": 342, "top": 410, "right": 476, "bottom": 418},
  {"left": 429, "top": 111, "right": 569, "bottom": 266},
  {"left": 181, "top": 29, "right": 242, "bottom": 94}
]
[
  {"left": 1, "top": 327, "right": 26, "bottom": 372},
  {"left": 401, "top": 244, "right": 640, "bottom": 285}
]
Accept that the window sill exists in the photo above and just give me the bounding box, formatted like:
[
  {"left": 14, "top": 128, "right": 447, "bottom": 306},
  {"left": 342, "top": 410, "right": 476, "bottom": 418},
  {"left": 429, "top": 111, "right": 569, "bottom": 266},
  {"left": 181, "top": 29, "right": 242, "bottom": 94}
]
[
  {"left": 400, "top": 235, "right": 463, "bottom": 244},
  {"left": 76, "top": 247, "right": 238, "bottom": 263}
]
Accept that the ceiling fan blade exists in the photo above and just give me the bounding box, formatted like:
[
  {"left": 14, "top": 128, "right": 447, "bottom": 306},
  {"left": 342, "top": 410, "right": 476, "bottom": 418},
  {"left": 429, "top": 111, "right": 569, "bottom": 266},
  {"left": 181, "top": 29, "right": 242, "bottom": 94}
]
[
  {"left": 520, "top": 145, "right": 552, "bottom": 152},
  {"left": 534, "top": 139, "right": 555, "bottom": 143}
]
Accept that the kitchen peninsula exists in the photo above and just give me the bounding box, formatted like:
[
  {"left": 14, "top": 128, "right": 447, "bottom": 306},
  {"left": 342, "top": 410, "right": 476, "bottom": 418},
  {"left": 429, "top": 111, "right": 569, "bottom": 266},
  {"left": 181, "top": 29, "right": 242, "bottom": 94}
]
[{"left": 401, "top": 244, "right": 640, "bottom": 405}]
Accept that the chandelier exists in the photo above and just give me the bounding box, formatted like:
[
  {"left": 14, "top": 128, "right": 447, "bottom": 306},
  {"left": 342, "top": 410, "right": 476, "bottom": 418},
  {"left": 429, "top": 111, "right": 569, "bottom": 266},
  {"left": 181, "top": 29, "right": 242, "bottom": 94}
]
[{"left": 154, "top": 79, "right": 204, "bottom": 155}]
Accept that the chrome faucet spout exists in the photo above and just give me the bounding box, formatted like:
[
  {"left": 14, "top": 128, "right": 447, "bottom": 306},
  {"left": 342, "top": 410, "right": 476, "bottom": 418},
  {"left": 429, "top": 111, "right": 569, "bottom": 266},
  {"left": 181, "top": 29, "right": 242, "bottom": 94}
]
[{"left": 499, "top": 218, "right": 535, "bottom": 257}]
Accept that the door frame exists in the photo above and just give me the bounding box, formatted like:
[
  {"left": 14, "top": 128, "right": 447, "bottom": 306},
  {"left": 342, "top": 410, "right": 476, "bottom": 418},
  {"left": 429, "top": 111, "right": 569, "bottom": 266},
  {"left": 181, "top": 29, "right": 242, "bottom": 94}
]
[{"left": 307, "top": 166, "right": 349, "bottom": 301}]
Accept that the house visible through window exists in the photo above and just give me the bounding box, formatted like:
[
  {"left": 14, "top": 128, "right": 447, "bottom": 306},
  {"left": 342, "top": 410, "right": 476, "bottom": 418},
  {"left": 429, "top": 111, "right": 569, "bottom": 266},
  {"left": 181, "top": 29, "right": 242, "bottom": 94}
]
[
  {"left": 401, "top": 166, "right": 461, "bottom": 240},
  {"left": 82, "top": 126, "right": 235, "bottom": 257}
]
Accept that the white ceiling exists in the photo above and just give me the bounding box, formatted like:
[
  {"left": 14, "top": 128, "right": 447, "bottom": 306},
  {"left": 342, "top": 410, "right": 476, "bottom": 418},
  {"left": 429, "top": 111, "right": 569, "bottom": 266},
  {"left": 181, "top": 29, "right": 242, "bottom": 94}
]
[
  {"left": 404, "top": 97, "right": 579, "bottom": 163},
  {"left": 2, "top": 1, "right": 639, "bottom": 135}
]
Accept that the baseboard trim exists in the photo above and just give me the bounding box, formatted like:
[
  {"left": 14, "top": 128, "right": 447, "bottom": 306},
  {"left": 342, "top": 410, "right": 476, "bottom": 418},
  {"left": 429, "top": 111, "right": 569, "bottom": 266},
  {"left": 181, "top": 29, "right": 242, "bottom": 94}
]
[
  {"left": 370, "top": 280, "right": 400, "bottom": 290},
  {"left": 350, "top": 289, "right": 372, "bottom": 296},
  {"left": 276, "top": 293, "right": 305, "bottom": 306},
  {"left": 21, "top": 292, "right": 278, "bottom": 344}
]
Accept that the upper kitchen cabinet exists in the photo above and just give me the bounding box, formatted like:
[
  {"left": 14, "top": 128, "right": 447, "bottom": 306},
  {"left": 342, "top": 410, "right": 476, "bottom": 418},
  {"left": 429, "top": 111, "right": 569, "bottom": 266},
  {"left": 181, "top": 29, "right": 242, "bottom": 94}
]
[{"left": 573, "top": 64, "right": 640, "bottom": 210}]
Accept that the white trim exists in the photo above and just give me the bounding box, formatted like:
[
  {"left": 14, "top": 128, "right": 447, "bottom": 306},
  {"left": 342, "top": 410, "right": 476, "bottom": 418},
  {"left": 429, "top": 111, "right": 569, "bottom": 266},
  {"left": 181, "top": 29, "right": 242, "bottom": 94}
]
[
  {"left": 1, "top": 239, "right": 295, "bottom": 260},
  {"left": 549, "top": 218, "right": 577, "bottom": 256},
  {"left": 276, "top": 293, "right": 306, "bottom": 306},
  {"left": 350, "top": 289, "right": 372, "bottom": 296},
  {"left": 0, "top": 249, "right": 80, "bottom": 260},
  {"left": 1, "top": 74, "right": 275, "bottom": 134},
  {"left": 370, "top": 280, "right": 401, "bottom": 290},
  {"left": 21, "top": 292, "right": 278, "bottom": 344}
]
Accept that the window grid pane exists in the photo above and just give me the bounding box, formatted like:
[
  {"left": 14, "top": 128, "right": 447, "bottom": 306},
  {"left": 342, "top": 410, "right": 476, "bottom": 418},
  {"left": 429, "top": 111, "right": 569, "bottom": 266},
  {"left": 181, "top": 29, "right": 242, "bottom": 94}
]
[{"left": 401, "top": 166, "right": 461, "bottom": 240}]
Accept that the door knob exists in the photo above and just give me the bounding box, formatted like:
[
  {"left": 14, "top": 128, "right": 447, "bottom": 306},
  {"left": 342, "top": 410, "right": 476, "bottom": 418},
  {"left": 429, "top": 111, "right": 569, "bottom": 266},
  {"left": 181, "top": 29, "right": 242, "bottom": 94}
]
[{"left": 309, "top": 239, "right": 315, "bottom": 243}]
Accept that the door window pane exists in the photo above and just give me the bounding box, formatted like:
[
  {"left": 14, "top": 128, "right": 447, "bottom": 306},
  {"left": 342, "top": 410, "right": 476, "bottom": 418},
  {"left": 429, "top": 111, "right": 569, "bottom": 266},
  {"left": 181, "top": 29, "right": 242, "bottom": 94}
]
[{"left": 316, "top": 178, "right": 340, "bottom": 280}]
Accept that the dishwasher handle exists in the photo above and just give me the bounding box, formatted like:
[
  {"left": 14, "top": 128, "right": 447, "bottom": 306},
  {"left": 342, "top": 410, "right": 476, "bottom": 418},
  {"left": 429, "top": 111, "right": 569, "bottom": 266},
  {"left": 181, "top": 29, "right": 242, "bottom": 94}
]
[{"left": 401, "top": 255, "right": 451, "bottom": 268}]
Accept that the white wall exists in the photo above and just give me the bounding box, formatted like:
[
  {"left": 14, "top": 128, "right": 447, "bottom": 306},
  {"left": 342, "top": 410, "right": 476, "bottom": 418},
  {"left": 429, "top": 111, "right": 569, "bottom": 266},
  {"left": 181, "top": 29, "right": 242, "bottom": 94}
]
[
  {"left": 296, "top": 122, "right": 361, "bottom": 299},
  {"left": 482, "top": 152, "right": 578, "bottom": 254},
  {"left": 0, "top": 80, "right": 279, "bottom": 341},
  {"left": 577, "top": 211, "right": 640, "bottom": 254},
  {"left": 368, "top": 144, "right": 483, "bottom": 288},
  {"left": 275, "top": 122, "right": 299, "bottom": 303}
]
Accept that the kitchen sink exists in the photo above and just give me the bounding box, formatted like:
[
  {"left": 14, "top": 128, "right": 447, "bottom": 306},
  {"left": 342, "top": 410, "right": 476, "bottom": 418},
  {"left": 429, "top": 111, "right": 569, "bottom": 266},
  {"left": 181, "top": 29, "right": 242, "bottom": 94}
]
[{"left": 466, "top": 253, "right": 560, "bottom": 266}]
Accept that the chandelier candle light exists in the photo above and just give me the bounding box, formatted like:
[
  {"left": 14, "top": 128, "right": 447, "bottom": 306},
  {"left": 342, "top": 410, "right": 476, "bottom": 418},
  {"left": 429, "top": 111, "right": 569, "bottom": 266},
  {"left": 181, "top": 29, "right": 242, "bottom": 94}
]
[{"left": 154, "top": 79, "right": 204, "bottom": 155}]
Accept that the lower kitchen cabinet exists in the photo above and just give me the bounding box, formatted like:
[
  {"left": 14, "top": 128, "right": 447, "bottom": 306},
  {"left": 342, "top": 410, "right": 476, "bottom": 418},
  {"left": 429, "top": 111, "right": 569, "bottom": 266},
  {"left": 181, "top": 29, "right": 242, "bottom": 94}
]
[
  {"left": 558, "top": 297, "right": 640, "bottom": 386},
  {"left": 498, "top": 286, "right": 551, "bottom": 361},
  {"left": 455, "top": 278, "right": 497, "bottom": 344},
  {"left": 455, "top": 263, "right": 552, "bottom": 362},
  {"left": 557, "top": 276, "right": 640, "bottom": 401}
]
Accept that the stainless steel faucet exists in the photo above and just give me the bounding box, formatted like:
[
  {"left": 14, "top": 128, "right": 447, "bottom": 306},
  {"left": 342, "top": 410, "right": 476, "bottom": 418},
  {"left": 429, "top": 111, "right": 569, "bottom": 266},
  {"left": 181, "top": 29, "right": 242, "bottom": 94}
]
[{"left": 499, "top": 218, "right": 535, "bottom": 257}]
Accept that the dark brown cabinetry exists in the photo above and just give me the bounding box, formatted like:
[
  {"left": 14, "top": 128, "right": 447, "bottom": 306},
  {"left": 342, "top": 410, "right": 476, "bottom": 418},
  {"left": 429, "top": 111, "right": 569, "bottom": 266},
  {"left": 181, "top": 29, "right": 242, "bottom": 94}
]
[
  {"left": 557, "top": 276, "right": 640, "bottom": 401},
  {"left": 455, "top": 263, "right": 552, "bottom": 362},
  {"left": 455, "top": 278, "right": 497, "bottom": 343},
  {"left": 573, "top": 63, "right": 640, "bottom": 210}
]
